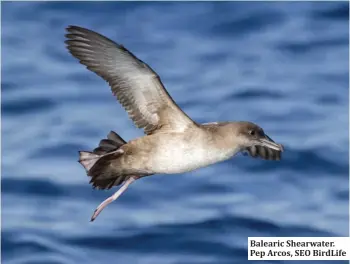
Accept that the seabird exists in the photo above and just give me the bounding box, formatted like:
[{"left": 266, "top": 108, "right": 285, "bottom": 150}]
[{"left": 65, "top": 25, "right": 284, "bottom": 222}]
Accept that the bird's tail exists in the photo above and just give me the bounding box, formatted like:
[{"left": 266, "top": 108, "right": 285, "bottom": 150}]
[{"left": 78, "top": 131, "right": 129, "bottom": 189}]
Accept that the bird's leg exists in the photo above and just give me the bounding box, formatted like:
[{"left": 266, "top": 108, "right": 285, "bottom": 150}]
[{"left": 90, "top": 176, "right": 136, "bottom": 222}]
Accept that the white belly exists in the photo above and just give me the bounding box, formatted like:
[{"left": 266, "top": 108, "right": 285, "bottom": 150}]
[{"left": 148, "top": 136, "right": 237, "bottom": 174}]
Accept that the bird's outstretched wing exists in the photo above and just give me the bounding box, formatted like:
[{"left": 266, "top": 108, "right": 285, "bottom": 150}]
[
  {"left": 243, "top": 145, "right": 282, "bottom": 160},
  {"left": 65, "top": 25, "right": 196, "bottom": 135}
]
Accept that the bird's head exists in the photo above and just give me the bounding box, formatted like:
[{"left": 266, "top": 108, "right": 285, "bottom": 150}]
[{"left": 234, "top": 122, "right": 284, "bottom": 160}]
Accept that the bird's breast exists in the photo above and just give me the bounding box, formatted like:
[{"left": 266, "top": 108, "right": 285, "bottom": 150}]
[{"left": 147, "top": 134, "right": 237, "bottom": 174}]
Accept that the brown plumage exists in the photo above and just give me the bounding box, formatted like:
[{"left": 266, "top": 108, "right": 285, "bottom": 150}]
[
  {"left": 66, "top": 26, "right": 195, "bottom": 135},
  {"left": 65, "top": 25, "right": 284, "bottom": 221}
]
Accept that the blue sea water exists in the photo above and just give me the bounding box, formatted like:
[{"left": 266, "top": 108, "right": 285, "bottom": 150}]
[{"left": 1, "top": 2, "right": 349, "bottom": 264}]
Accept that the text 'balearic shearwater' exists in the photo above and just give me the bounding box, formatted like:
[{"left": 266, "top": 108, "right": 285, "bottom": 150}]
[{"left": 65, "top": 25, "right": 284, "bottom": 222}]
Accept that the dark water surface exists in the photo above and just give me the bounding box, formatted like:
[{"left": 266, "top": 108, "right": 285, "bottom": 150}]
[{"left": 2, "top": 2, "right": 349, "bottom": 264}]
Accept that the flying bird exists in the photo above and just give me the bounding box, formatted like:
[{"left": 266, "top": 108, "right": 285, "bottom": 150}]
[{"left": 65, "top": 25, "right": 284, "bottom": 222}]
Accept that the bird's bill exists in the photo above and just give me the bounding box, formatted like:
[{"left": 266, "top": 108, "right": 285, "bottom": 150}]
[{"left": 257, "top": 136, "right": 284, "bottom": 151}]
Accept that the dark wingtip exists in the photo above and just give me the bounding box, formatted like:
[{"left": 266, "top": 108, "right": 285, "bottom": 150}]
[
  {"left": 77, "top": 151, "right": 82, "bottom": 163},
  {"left": 66, "top": 25, "right": 81, "bottom": 31},
  {"left": 90, "top": 209, "right": 98, "bottom": 222},
  {"left": 279, "top": 144, "right": 284, "bottom": 152}
]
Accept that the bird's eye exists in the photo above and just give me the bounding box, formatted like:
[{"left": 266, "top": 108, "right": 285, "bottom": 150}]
[{"left": 249, "top": 130, "right": 256, "bottom": 136}]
